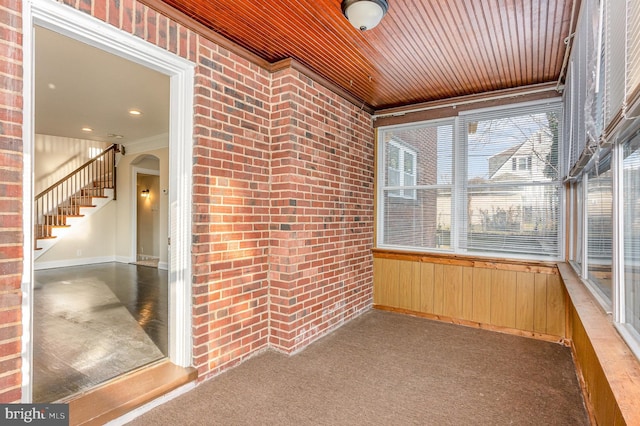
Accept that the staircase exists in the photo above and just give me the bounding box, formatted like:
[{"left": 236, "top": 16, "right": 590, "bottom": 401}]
[{"left": 34, "top": 145, "right": 119, "bottom": 259}]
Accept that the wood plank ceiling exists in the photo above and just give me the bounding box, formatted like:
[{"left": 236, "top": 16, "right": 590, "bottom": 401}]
[{"left": 153, "top": 0, "right": 576, "bottom": 111}]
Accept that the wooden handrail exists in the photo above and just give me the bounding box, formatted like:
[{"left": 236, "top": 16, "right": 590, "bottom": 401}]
[{"left": 35, "top": 144, "right": 118, "bottom": 201}]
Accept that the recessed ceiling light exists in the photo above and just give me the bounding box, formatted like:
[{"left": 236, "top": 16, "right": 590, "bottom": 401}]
[
  {"left": 107, "top": 133, "right": 124, "bottom": 139},
  {"left": 128, "top": 109, "right": 142, "bottom": 116},
  {"left": 81, "top": 127, "right": 93, "bottom": 132},
  {"left": 48, "top": 83, "right": 56, "bottom": 90}
]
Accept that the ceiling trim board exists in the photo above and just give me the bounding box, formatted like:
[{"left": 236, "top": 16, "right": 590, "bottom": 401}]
[{"left": 374, "top": 82, "right": 561, "bottom": 127}]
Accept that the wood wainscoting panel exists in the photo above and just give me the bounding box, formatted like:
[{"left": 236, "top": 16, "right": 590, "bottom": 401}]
[
  {"left": 490, "top": 270, "right": 518, "bottom": 329},
  {"left": 419, "top": 262, "right": 435, "bottom": 313},
  {"left": 442, "top": 265, "right": 464, "bottom": 319},
  {"left": 546, "top": 273, "right": 566, "bottom": 337},
  {"left": 471, "top": 268, "right": 492, "bottom": 324},
  {"left": 372, "top": 250, "right": 566, "bottom": 341},
  {"left": 433, "top": 264, "right": 445, "bottom": 316},
  {"left": 398, "top": 260, "right": 416, "bottom": 311},
  {"left": 373, "top": 257, "right": 398, "bottom": 307},
  {"left": 461, "top": 267, "right": 474, "bottom": 321},
  {"left": 515, "top": 271, "right": 535, "bottom": 331},
  {"left": 533, "top": 274, "right": 548, "bottom": 334},
  {"left": 408, "top": 260, "right": 422, "bottom": 312}
]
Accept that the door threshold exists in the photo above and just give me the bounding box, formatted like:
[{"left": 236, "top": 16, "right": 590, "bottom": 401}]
[{"left": 65, "top": 359, "right": 197, "bottom": 426}]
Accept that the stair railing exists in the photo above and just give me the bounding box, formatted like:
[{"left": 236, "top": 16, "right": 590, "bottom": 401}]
[{"left": 34, "top": 144, "right": 118, "bottom": 240}]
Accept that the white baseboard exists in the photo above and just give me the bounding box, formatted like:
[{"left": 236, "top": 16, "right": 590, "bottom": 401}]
[
  {"left": 158, "top": 261, "right": 168, "bottom": 270},
  {"left": 34, "top": 256, "right": 117, "bottom": 271},
  {"left": 115, "top": 256, "right": 133, "bottom": 264}
]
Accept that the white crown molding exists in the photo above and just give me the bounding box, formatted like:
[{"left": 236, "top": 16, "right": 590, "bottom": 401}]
[{"left": 123, "top": 133, "right": 169, "bottom": 155}]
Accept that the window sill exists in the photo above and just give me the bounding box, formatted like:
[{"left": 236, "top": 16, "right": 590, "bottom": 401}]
[
  {"left": 557, "top": 262, "right": 640, "bottom": 425},
  {"left": 372, "top": 248, "right": 559, "bottom": 272}
]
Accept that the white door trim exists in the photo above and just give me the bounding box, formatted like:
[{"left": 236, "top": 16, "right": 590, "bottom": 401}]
[{"left": 22, "top": 0, "right": 195, "bottom": 401}]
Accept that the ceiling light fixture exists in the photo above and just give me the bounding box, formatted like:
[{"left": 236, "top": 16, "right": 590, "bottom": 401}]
[
  {"left": 81, "top": 127, "right": 93, "bottom": 132},
  {"left": 341, "top": 0, "right": 389, "bottom": 31},
  {"left": 128, "top": 109, "right": 142, "bottom": 116}
]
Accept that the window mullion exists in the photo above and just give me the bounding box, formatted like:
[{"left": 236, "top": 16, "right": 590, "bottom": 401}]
[
  {"left": 582, "top": 174, "right": 589, "bottom": 280},
  {"left": 613, "top": 141, "right": 625, "bottom": 323},
  {"left": 453, "top": 116, "right": 465, "bottom": 252}
]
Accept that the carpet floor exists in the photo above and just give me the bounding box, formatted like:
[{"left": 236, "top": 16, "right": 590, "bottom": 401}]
[{"left": 129, "top": 310, "right": 589, "bottom": 425}]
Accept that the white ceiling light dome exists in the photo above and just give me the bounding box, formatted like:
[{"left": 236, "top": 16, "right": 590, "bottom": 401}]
[{"left": 341, "top": 0, "right": 389, "bottom": 31}]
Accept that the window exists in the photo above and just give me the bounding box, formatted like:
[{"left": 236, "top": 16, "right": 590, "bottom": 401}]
[
  {"left": 586, "top": 153, "right": 613, "bottom": 306},
  {"left": 380, "top": 122, "right": 453, "bottom": 250},
  {"left": 569, "top": 179, "right": 584, "bottom": 270},
  {"left": 462, "top": 105, "right": 562, "bottom": 257},
  {"left": 563, "top": 0, "right": 640, "bottom": 359},
  {"left": 387, "top": 140, "right": 417, "bottom": 199},
  {"left": 624, "top": 135, "right": 640, "bottom": 337},
  {"left": 89, "top": 146, "right": 103, "bottom": 159},
  {"left": 377, "top": 101, "right": 563, "bottom": 259},
  {"left": 517, "top": 156, "right": 532, "bottom": 170}
]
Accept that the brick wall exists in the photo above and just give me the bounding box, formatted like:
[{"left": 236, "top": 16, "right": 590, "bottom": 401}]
[
  {"left": 191, "top": 37, "right": 272, "bottom": 379},
  {"left": 270, "top": 69, "right": 374, "bottom": 353},
  {"left": 0, "top": 0, "right": 375, "bottom": 401},
  {"left": 0, "top": 0, "right": 24, "bottom": 404}
]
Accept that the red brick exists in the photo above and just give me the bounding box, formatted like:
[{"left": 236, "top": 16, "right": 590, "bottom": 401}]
[
  {"left": 94, "top": 0, "right": 108, "bottom": 21},
  {"left": 0, "top": 372, "right": 20, "bottom": 390},
  {"left": 0, "top": 339, "right": 20, "bottom": 358},
  {"left": 121, "top": 0, "right": 133, "bottom": 32},
  {"left": 107, "top": 0, "right": 119, "bottom": 27},
  {"left": 0, "top": 0, "right": 374, "bottom": 391},
  {"left": 0, "top": 386, "right": 20, "bottom": 404}
]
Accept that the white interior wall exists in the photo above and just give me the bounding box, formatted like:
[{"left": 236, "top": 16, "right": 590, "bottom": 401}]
[
  {"left": 34, "top": 134, "right": 111, "bottom": 194},
  {"left": 34, "top": 201, "right": 117, "bottom": 268},
  {"left": 137, "top": 174, "right": 161, "bottom": 258}
]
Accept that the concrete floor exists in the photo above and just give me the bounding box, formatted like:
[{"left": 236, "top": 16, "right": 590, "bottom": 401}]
[{"left": 33, "top": 262, "right": 168, "bottom": 402}]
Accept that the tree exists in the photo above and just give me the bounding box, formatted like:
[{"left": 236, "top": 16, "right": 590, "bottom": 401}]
[{"left": 543, "top": 111, "right": 559, "bottom": 179}]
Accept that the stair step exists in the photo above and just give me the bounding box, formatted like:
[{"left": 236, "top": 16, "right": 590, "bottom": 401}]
[
  {"left": 82, "top": 187, "right": 105, "bottom": 195},
  {"left": 35, "top": 224, "right": 55, "bottom": 238},
  {"left": 58, "top": 206, "right": 80, "bottom": 215},
  {"left": 70, "top": 198, "right": 97, "bottom": 207},
  {"left": 44, "top": 215, "right": 67, "bottom": 226}
]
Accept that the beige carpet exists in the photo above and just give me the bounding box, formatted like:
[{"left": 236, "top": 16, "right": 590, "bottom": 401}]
[{"left": 130, "top": 310, "right": 588, "bottom": 425}]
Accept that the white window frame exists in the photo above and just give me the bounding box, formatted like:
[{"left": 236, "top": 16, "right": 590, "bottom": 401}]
[{"left": 376, "top": 99, "right": 564, "bottom": 261}]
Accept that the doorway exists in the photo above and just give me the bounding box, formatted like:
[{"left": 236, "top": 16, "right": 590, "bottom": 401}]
[
  {"left": 134, "top": 164, "right": 162, "bottom": 268},
  {"left": 23, "top": 0, "right": 194, "bottom": 403}
]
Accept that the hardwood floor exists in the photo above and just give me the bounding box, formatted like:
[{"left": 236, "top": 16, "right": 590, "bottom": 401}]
[{"left": 33, "top": 262, "right": 168, "bottom": 402}]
